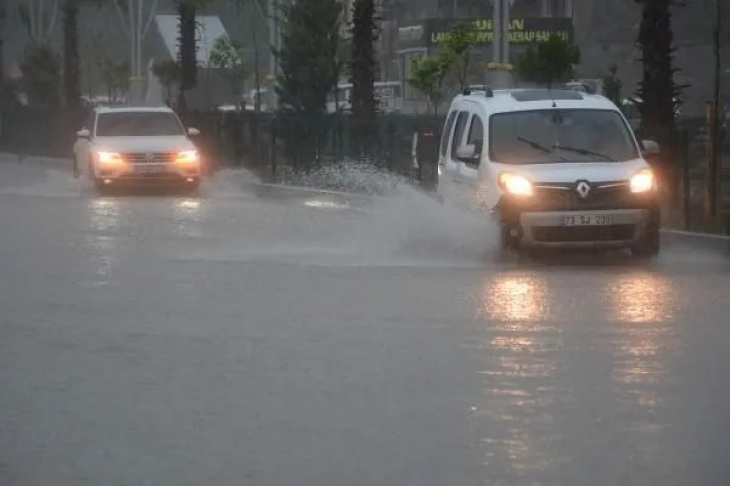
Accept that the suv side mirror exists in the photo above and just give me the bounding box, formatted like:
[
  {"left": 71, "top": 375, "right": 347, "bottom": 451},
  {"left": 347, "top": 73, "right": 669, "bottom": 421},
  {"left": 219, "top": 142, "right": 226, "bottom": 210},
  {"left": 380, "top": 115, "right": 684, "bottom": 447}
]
[
  {"left": 76, "top": 128, "right": 90, "bottom": 140},
  {"left": 187, "top": 127, "right": 201, "bottom": 137},
  {"left": 455, "top": 144, "right": 479, "bottom": 164},
  {"left": 641, "top": 139, "right": 660, "bottom": 155}
]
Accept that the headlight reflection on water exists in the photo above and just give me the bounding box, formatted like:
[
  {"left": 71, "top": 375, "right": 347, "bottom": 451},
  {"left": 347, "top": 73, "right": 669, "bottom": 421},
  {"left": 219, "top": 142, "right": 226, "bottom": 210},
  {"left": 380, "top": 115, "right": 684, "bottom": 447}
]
[
  {"left": 474, "top": 274, "right": 559, "bottom": 480},
  {"left": 85, "top": 198, "right": 122, "bottom": 287},
  {"left": 608, "top": 271, "right": 676, "bottom": 324},
  {"left": 479, "top": 274, "right": 551, "bottom": 323}
]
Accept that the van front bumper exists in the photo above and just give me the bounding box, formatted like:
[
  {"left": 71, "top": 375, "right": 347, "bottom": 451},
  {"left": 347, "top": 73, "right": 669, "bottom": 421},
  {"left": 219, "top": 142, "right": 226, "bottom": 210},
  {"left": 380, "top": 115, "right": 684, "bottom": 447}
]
[
  {"left": 517, "top": 209, "right": 653, "bottom": 249},
  {"left": 498, "top": 191, "right": 661, "bottom": 249}
]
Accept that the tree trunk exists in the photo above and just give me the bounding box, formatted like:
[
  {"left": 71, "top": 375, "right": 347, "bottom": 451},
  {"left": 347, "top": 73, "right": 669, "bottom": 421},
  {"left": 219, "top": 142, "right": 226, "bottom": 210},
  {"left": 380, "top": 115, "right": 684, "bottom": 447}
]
[
  {"left": 178, "top": 1, "right": 197, "bottom": 91},
  {"left": 635, "top": 0, "right": 683, "bottom": 205},
  {"left": 350, "top": 0, "right": 377, "bottom": 156},
  {"left": 350, "top": 0, "right": 376, "bottom": 119},
  {"left": 0, "top": 0, "right": 6, "bottom": 97},
  {"left": 63, "top": 0, "right": 81, "bottom": 107}
]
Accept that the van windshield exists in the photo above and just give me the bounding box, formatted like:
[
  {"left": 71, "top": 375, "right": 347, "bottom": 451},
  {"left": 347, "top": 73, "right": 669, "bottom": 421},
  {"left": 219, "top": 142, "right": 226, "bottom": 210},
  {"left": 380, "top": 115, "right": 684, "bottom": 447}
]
[{"left": 489, "top": 109, "right": 639, "bottom": 164}]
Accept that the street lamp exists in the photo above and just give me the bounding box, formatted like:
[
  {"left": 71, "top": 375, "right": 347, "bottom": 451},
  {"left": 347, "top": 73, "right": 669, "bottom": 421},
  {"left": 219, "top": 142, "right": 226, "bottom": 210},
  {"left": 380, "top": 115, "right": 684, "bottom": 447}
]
[{"left": 489, "top": 0, "right": 513, "bottom": 89}]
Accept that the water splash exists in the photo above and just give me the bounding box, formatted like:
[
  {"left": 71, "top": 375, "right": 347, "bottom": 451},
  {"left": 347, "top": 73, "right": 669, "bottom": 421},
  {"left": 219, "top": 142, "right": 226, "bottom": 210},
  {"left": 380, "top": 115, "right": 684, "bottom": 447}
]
[{"left": 180, "top": 162, "right": 499, "bottom": 267}]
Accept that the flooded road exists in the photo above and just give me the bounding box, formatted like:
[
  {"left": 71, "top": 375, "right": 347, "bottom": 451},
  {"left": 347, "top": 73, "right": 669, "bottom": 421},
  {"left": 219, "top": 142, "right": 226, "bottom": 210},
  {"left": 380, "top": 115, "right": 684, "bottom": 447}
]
[{"left": 1, "top": 162, "right": 729, "bottom": 486}]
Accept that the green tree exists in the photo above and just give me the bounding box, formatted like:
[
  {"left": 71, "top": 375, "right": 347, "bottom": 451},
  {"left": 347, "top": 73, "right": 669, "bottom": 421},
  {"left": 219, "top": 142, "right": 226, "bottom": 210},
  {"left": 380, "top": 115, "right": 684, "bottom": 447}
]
[
  {"left": 349, "top": 0, "right": 377, "bottom": 119},
  {"left": 98, "top": 54, "right": 130, "bottom": 103},
  {"left": 443, "top": 22, "right": 478, "bottom": 91},
  {"left": 635, "top": 0, "right": 685, "bottom": 138},
  {"left": 602, "top": 63, "right": 622, "bottom": 108},
  {"left": 208, "top": 34, "right": 249, "bottom": 98},
  {"left": 20, "top": 42, "right": 62, "bottom": 105},
  {"left": 152, "top": 59, "right": 179, "bottom": 105},
  {"left": 407, "top": 52, "right": 453, "bottom": 114},
  {"left": 516, "top": 35, "right": 580, "bottom": 87},
  {"left": 276, "top": 0, "right": 342, "bottom": 114}
]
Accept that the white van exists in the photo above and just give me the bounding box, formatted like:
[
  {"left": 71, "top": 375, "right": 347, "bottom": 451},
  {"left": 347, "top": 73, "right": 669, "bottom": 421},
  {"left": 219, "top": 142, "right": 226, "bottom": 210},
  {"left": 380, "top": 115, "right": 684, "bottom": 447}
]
[{"left": 437, "top": 88, "right": 662, "bottom": 257}]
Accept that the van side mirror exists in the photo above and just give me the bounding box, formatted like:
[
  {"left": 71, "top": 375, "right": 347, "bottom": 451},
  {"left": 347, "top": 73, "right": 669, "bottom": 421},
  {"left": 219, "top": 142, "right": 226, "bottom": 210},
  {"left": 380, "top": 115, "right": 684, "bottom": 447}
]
[
  {"left": 641, "top": 139, "right": 660, "bottom": 155},
  {"left": 455, "top": 144, "right": 479, "bottom": 164},
  {"left": 76, "top": 128, "right": 90, "bottom": 140},
  {"left": 187, "top": 127, "right": 200, "bottom": 137}
]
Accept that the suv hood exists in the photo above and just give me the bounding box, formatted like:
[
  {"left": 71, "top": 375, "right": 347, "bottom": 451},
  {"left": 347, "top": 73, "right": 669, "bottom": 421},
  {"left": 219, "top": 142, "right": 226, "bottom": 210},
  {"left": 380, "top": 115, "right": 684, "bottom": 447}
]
[
  {"left": 91, "top": 136, "right": 195, "bottom": 153},
  {"left": 500, "top": 158, "right": 649, "bottom": 184}
]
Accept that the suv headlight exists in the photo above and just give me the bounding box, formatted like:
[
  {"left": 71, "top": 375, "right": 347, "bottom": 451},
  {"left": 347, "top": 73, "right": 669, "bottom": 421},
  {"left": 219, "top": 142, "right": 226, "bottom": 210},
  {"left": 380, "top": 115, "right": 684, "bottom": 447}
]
[
  {"left": 175, "top": 150, "right": 199, "bottom": 165},
  {"left": 630, "top": 169, "right": 655, "bottom": 193},
  {"left": 96, "top": 151, "right": 124, "bottom": 165},
  {"left": 499, "top": 172, "right": 533, "bottom": 196}
]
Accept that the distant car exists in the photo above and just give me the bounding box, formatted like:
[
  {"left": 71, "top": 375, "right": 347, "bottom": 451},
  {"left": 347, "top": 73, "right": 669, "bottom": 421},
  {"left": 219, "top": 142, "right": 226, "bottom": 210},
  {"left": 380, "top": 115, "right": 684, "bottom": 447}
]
[
  {"left": 73, "top": 106, "right": 202, "bottom": 192},
  {"left": 438, "top": 87, "right": 662, "bottom": 258}
]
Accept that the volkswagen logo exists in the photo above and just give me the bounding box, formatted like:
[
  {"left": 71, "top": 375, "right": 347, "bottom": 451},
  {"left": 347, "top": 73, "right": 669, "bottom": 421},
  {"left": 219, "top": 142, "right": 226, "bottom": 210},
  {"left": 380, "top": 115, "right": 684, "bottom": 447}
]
[
  {"left": 575, "top": 180, "right": 591, "bottom": 199},
  {"left": 145, "top": 153, "right": 154, "bottom": 162}
]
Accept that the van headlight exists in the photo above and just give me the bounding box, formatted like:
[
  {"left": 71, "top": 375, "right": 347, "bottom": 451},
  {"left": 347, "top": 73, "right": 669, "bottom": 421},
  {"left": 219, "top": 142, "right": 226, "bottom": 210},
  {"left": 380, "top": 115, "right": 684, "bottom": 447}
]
[
  {"left": 630, "top": 169, "right": 655, "bottom": 193},
  {"left": 499, "top": 172, "right": 533, "bottom": 196}
]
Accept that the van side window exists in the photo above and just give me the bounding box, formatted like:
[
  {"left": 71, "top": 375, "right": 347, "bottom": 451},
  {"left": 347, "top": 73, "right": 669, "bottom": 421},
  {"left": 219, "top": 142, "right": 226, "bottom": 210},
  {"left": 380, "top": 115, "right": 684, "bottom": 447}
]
[
  {"left": 450, "top": 111, "right": 469, "bottom": 159},
  {"left": 466, "top": 114, "right": 484, "bottom": 155},
  {"left": 440, "top": 111, "right": 457, "bottom": 157}
]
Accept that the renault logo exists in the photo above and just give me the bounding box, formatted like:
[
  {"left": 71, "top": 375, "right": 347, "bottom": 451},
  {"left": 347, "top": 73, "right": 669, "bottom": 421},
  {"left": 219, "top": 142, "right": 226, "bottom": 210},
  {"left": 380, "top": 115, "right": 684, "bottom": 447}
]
[{"left": 576, "top": 181, "right": 591, "bottom": 199}]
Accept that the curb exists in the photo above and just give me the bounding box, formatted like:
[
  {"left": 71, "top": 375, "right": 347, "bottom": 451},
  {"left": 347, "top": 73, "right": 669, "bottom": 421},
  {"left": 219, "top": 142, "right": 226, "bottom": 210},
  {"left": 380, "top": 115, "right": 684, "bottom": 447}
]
[
  {"left": 660, "top": 229, "right": 730, "bottom": 254},
  {"left": 252, "top": 182, "right": 378, "bottom": 204}
]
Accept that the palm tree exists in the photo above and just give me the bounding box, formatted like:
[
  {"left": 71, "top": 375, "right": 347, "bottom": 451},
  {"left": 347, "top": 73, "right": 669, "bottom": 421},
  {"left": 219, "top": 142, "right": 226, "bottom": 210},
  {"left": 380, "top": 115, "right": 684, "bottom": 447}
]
[
  {"left": 176, "top": 0, "right": 210, "bottom": 113},
  {"left": 61, "top": 0, "right": 81, "bottom": 106}
]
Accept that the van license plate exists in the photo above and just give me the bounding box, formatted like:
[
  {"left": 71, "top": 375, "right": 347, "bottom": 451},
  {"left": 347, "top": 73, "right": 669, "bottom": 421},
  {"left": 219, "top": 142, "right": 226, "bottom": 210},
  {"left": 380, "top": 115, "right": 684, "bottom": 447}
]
[{"left": 561, "top": 214, "right": 614, "bottom": 226}]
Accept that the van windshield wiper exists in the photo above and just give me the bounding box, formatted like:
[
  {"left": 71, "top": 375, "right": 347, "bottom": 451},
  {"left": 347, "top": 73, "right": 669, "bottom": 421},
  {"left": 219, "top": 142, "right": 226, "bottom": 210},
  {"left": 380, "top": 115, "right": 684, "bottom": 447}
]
[
  {"left": 516, "top": 136, "right": 551, "bottom": 154},
  {"left": 554, "top": 145, "right": 615, "bottom": 161},
  {"left": 516, "top": 137, "right": 567, "bottom": 161}
]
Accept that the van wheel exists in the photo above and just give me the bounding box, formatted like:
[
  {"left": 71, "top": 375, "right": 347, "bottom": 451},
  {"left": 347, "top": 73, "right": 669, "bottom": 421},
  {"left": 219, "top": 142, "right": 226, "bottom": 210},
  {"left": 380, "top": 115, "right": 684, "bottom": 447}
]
[
  {"left": 631, "top": 228, "right": 660, "bottom": 259},
  {"left": 500, "top": 224, "right": 521, "bottom": 251}
]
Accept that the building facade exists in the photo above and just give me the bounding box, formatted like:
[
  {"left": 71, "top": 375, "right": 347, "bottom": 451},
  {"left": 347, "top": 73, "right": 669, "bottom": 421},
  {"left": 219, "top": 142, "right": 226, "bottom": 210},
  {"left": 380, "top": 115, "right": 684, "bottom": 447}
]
[{"left": 384, "top": 0, "right": 727, "bottom": 116}]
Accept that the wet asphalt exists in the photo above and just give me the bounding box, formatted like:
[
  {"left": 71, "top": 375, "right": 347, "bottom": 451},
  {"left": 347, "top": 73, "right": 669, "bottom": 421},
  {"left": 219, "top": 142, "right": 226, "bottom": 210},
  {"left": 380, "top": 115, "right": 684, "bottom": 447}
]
[{"left": 1, "top": 162, "right": 730, "bottom": 486}]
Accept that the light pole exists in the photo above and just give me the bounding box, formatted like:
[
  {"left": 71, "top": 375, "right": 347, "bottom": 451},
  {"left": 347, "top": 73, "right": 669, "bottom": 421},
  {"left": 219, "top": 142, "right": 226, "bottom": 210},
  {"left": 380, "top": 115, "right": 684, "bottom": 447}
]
[
  {"left": 708, "top": 0, "right": 722, "bottom": 218},
  {"left": 489, "top": 0, "right": 512, "bottom": 89},
  {"left": 115, "top": 0, "right": 158, "bottom": 104}
]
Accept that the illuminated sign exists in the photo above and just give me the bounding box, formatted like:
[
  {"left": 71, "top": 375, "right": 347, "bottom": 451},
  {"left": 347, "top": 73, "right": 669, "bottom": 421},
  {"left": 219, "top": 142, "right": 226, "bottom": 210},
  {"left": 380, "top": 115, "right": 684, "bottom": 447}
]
[{"left": 424, "top": 17, "right": 574, "bottom": 47}]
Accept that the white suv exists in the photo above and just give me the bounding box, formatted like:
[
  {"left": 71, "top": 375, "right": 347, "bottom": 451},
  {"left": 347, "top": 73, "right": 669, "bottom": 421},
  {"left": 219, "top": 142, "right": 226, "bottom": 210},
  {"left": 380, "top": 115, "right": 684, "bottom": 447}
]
[
  {"left": 73, "top": 106, "right": 203, "bottom": 191},
  {"left": 438, "top": 88, "right": 661, "bottom": 257}
]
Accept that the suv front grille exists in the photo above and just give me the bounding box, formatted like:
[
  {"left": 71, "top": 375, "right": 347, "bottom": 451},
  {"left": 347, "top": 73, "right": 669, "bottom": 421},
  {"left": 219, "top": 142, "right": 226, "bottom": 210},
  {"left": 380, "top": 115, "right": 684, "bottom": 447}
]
[
  {"left": 532, "top": 224, "right": 635, "bottom": 243},
  {"left": 122, "top": 152, "right": 176, "bottom": 164}
]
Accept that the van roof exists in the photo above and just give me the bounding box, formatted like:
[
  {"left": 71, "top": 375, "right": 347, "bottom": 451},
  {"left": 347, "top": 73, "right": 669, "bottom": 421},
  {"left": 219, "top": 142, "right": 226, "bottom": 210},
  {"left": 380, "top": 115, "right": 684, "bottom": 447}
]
[{"left": 452, "top": 88, "right": 618, "bottom": 115}]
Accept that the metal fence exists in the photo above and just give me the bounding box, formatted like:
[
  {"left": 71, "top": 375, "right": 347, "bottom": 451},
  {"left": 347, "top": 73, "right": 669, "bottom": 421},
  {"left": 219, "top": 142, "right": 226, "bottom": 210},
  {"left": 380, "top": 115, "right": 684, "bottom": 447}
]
[
  {"left": 184, "top": 110, "right": 445, "bottom": 188},
  {"left": 0, "top": 106, "right": 85, "bottom": 159},
  {"left": 2, "top": 106, "right": 728, "bottom": 229},
  {"left": 637, "top": 118, "right": 730, "bottom": 232}
]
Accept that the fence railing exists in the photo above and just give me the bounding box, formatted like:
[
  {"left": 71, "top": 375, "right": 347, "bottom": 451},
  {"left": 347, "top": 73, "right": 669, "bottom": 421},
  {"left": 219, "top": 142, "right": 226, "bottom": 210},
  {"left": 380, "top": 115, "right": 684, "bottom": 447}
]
[
  {"left": 2, "top": 105, "right": 728, "bottom": 229},
  {"left": 183, "top": 110, "right": 445, "bottom": 188}
]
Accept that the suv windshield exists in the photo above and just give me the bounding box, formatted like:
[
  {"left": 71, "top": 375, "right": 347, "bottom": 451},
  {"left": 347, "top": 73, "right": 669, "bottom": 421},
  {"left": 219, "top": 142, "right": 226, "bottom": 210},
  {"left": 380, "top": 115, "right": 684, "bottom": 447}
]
[
  {"left": 489, "top": 109, "right": 639, "bottom": 164},
  {"left": 95, "top": 111, "right": 185, "bottom": 137}
]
